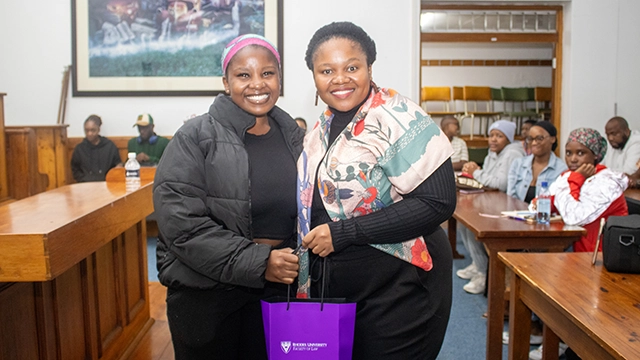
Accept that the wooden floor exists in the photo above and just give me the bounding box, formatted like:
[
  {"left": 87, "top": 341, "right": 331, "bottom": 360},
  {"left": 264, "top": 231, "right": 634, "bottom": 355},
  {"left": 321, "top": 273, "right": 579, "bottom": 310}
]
[{"left": 127, "top": 282, "right": 174, "bottom": 360}]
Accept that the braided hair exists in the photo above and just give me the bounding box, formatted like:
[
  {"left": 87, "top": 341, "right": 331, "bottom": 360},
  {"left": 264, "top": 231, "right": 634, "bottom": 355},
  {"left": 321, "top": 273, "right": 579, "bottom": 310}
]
[{"left": 305, "top": 21, "right": 377, "bottom": 71}]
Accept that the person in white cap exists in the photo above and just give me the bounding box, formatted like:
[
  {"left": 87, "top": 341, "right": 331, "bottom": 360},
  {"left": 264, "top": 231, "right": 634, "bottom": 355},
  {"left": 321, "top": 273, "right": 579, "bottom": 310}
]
[
  {"left": 127, "top": 113, "right": 170, "bottom": 165},
  {"left": 457, "top": 119, "right": 526, "bottom": 294}
]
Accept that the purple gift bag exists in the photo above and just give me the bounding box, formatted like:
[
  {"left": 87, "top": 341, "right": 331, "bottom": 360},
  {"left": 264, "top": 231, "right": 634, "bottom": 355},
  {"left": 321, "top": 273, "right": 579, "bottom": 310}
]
[{"left": 261, "top": 296, "right": 356, "bottom": 360}]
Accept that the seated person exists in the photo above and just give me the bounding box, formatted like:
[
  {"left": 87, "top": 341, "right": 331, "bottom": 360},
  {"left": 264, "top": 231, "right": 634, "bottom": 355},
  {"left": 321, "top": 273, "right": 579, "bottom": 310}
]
[
  {"left": 128, "top": 113, "right": 170, "bottom": 166},
  {"left": 602, "top": 116, "right": 640, "bottom": 175},
  {"left": 547, "top": 127, "right": 629, "bottom": 252},
  {"left": 71, "top": 114, "right": 122, "bottom": 182},
  {"left": 441, "top": 116, "right": 468, "bottom": 171},
  {"left": 526, "top": 127, "right": 629, "bottom": 360},
  {"left": 520, "top": 119, "right": 537, "bottom": 155},
  {"left": 457, "top": 120, "right": 525, "bottom": 294},
  {"left": 508, "top": 121, "right": 567, "bottom": 203},
  {"left": 294, "top": 117, "right": 307, "bottom": 131}
]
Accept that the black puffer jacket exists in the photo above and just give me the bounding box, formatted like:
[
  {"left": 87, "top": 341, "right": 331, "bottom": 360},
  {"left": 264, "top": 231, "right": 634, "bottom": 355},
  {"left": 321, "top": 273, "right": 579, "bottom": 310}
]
[{"left": 153, "top": 95, "right": 304, "bottom": 290}]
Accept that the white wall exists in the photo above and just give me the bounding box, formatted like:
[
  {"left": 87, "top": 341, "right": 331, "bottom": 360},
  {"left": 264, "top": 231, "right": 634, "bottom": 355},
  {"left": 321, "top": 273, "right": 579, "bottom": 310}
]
[
  {"left": 422, "top": 43, "right": 553, "bottom": 89},
  {"left": 561, "top": 0, "right": 640, "bottom": 142},
  {"left": 0, "top": 0, "right": 420, "bottom": 137},
  {"left": 2, "top": 1, "right": 638, "bottom": 140}
]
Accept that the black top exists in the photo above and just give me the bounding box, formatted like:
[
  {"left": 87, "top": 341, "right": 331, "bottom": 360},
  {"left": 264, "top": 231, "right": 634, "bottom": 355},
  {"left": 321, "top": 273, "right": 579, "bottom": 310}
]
[
  {"left": 310, "top": 100, "right": 457, "bottom": 253},
  {"left": 525, "top": 185, "right": 537, "bottom": 204},
  {"left": 70, "top": 136, "right": 122, "bottom": 182},
  {"left": 245, "top": 118, "right": 298, "bottom": 241}
]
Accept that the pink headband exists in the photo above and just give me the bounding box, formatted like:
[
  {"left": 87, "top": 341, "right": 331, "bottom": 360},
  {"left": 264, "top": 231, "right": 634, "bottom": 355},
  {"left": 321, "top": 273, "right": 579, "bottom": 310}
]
[{"left": 221, "top": 34, "right": 281, "bottom": 74}]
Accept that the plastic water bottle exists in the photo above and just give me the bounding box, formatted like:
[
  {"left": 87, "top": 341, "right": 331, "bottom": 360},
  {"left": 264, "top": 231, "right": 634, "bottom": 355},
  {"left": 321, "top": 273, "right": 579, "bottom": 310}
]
[
  {"left": 536, "top": 181, "right": 551, "bottom": 224},
  {"left": 125, "top": 152, "right": 141, "bottom": 191}
]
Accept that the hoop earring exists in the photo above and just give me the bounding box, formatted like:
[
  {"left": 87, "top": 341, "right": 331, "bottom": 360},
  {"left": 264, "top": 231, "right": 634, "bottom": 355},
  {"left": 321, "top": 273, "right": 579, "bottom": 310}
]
[{"left": 315, "top": 92, "right": 319, "bottom": 106}]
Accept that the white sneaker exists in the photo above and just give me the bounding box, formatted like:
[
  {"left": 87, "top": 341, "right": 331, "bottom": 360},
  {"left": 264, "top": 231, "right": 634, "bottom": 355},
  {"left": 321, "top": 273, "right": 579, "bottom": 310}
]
[
  {"left": 528, "top": 343, "right": 569, "bottom": 360},
  {"left": 456, "top": 262, "right": 479, "bottom": 279},
  {"left": 463, "top": 273, "right": 486, "bottom": 294},
  {"left": 502, "top": 331, "right": 543, "bottom": 345}
]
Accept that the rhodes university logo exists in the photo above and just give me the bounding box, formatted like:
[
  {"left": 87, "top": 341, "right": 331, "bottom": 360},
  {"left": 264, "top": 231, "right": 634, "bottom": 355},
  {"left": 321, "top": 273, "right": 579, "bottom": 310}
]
[{"left": 281, "top": 341, "right": 292, "bottom": 354}]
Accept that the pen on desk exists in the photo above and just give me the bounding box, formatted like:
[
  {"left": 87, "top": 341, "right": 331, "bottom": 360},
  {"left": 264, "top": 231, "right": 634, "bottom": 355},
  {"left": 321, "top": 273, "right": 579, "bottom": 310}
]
[{"left": 591, "top": 218, "right": 606, "bottom": 265}]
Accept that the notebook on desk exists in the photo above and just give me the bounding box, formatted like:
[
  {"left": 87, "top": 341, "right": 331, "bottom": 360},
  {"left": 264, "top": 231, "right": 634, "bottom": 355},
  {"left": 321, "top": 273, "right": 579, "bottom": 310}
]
[{"left": 501, "top": 210, "right": 562, "bottom": 224}]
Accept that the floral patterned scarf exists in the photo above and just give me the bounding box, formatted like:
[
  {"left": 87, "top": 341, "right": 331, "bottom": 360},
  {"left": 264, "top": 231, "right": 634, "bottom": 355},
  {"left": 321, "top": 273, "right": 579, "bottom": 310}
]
[{"left": 296, "top": 87, "right": 453, "bottom": 297}]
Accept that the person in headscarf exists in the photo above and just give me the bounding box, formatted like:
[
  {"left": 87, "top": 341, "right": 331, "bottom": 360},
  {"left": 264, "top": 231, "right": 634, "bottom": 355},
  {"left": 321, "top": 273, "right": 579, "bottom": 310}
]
[
  {"left": 546, "top": 127, "right": 629, "bottom": 252},
  {"left": 153, "top": 34, "right": 304, "bottom": 359}
]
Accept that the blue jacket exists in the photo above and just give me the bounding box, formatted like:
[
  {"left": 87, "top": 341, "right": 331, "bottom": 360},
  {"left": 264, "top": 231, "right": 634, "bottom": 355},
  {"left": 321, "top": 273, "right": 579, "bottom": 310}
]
[{"left": 507, "top": 153, "right": 568, "bottom": 201}]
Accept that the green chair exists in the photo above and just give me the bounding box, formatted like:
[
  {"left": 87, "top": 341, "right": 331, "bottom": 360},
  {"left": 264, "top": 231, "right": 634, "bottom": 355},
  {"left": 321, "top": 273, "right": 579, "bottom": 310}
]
[
  {"left": 468, "top": 147, "right": 489, "bottom": 167},
  {"left": 501, "top": 87, "right": 541, "bottom": 132}
]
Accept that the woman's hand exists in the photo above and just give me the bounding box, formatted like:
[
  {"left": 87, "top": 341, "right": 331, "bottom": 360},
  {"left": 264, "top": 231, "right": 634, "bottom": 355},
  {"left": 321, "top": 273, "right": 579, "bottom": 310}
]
[
  {"left": 462, "top": 161, "right": 480, "bottom": 175},
  {"left": 575, "top": 163, "right": 596, "bottom": 179},
  {"left": 265, "top": 248, "right": 299, "bottom": 284},
  {"left": 302, "top": 224, "right": 335, "bottom": 257}
]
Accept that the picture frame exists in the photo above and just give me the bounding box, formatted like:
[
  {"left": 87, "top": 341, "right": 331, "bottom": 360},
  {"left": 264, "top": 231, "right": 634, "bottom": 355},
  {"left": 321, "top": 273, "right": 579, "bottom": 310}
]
[{"left": 71, "top": 0, "right": 283, "bottom": 96}]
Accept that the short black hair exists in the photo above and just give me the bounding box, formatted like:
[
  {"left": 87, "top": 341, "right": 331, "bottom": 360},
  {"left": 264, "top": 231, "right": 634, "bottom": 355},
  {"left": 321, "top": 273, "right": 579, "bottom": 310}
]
[
  {"left": 305, "top": 21, "right": 377, "bottom": 71},
  {"left": 523, "top": 119, "right": 538, "bottom": 126}
]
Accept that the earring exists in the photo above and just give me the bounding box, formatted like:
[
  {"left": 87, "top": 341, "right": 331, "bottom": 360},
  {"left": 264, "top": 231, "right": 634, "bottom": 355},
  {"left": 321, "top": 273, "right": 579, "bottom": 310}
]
[
  {"left": 225, "top": 89, "right": 229, "bottom": 94},
  {"left": 315, "top": 92, "right": 319, "bottom": 106}
]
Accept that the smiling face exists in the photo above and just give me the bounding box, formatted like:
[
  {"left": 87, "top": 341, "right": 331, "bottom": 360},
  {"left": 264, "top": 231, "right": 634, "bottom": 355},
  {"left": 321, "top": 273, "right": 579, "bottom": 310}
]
[
  {"left": 223, "top": 45, "right": 280, "bottom": 119},
  {"left": 528, "top": 125, "right": 555, "bottom": 158},
  {"left": 565, "top": 141, "right": 596, "bottom": 171},
  {"left": 488, "top": 129, "right": 509, "bottom": 154},
  {"left": 311, "top": 37, "right": 372, "bottom": 112}
]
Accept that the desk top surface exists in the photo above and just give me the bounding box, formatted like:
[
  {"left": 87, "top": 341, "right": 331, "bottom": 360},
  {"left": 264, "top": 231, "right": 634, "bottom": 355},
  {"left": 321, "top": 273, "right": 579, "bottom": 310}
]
[
  {"left": 0, "top": 181, "right": 152, "bottom": 235},
  {"left": 0, "top": 181, "right": 153, "bottom": 281},
  {"left": 499, "top": 252, "right": 640, "bottom": 359},
  {"left": 454, "top": 191, "right": 585, "bottom": 239}
]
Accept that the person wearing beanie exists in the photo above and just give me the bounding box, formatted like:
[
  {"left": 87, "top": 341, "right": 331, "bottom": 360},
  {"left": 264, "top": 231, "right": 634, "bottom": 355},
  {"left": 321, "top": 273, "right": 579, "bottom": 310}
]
[
  {"left": 153, "top": 34, "right": 304, "bottom": 359},
  {"left": 456, "top": 119, "right": 525, "bottom": 295},
  {"left": 507, "top": 120, "right": 567, "bottom": 203},
  {"left": 127, "top": 113, "right": 170, "bottom": 166}
]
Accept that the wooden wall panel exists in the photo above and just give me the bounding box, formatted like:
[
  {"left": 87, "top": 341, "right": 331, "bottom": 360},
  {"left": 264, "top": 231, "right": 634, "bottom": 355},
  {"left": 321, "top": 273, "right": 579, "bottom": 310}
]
[
  {"left": 123, "top": 224, "right": 147, "bottom": 321},
  {"left": 5, "top": 128, "right": 48, "bottom": 200},
  {"left": 0, "top": 94, "right": 8, "bottom": 201},
  {"left": 0, "top": 283, "right": 40, "bottom": 360},
  {"left": 55, "top": 265, "right": 89, "bottom": 360},
  {"left": 95, "top": 241, "right": 123, "bottom": 355}
]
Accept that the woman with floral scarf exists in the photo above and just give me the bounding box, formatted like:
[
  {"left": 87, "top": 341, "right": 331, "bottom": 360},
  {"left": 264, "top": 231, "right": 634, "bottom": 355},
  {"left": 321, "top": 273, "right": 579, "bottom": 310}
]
[{"left": 296, "top": 22, "right": 456, "bottom": 359}]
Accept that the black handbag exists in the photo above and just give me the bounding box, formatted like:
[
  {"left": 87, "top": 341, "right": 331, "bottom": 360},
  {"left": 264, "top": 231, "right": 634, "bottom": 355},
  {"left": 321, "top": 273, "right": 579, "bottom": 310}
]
[{"left": 602, "top": 214, "right": 640, "bottom": 274}]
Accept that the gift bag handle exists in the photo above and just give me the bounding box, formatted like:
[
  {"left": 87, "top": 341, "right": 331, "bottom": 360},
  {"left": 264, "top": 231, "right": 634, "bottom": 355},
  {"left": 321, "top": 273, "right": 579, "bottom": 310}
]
[{"left": 287, "top": 248, "right": 327, "bottom": 311}]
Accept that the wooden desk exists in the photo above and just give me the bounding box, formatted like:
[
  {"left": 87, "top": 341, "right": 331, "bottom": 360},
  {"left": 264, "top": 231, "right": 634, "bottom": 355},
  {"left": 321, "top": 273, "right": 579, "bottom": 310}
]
[
  {"left": 0, "top": 181, "right": 153, "bottom": 360},
  {"left": 450, "top": 191, "right": 586, "bottom": 360},
  {"left": 501, "top": 252, "right": 640, "bottom": 360},
  {"left": 625, "top": 188, "right": 640, "bottom": 215}
]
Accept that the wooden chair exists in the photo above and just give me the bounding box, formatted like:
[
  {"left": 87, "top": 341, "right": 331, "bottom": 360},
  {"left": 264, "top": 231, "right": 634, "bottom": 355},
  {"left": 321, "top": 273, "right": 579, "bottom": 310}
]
[
  {"left": 460, "top": 86, "right": 503, "bottom": 139},
  {"left": 105, "top": 167, "right": 157, "bottom": 182},
  {"left": 420, "top": 86, "right": 463, "bottom": 119},
  {"left": 533, "top": 87, "right": 552, "bottom": 120}
]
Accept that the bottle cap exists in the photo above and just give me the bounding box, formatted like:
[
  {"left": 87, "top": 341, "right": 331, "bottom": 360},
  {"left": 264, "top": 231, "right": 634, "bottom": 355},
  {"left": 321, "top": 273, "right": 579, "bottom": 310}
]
[{"left": 128, "top": 152, "right": 136, "bottom": 159}]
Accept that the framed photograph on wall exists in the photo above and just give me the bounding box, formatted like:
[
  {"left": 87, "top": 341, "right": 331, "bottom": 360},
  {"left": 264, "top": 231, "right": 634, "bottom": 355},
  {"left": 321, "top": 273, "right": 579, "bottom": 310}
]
[{"left": 72, "top": 0, "right": 283, "bottom": 96}]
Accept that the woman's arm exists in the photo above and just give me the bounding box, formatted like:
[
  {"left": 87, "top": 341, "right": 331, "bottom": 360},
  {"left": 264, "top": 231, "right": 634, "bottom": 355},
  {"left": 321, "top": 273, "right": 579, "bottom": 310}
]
[
  {"left": 553, "top": 169, "right": 627, "bottom": 225},
  {"left": 475, "top": 149, "right": 523, "bottom": 191},
  {"left": 153, "top": 130, "right": 272, "bottom": 288},
  {"left": 326, "top": 159, "right": 456, "bottom": 252}
]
